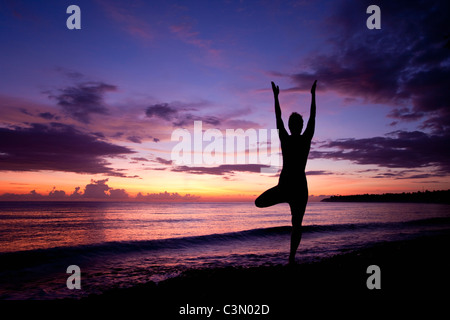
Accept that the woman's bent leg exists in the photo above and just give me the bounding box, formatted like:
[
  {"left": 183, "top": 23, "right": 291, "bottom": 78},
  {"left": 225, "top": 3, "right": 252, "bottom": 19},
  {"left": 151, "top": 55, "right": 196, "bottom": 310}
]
[{"left": 255, "top": 186, "right": 285, "bottom": 208}]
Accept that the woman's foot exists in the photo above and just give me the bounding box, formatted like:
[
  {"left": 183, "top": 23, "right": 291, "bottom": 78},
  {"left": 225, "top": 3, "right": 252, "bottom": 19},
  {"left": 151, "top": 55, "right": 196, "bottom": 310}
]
[{"left": 288, "top": 255, "right": 296, "bottom": 265}]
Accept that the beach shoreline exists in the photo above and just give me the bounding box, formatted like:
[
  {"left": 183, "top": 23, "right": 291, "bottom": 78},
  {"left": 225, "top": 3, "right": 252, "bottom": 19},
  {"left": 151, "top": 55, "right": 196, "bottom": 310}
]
[{"left": 82, "top": 233, "right": 450, "bottom": 301}]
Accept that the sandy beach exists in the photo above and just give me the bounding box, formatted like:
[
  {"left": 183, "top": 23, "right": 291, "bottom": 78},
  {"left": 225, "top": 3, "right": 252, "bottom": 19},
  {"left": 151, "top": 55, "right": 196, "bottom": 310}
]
[{"left": 84, "top": 233, "right": 450, "bottom": 302}]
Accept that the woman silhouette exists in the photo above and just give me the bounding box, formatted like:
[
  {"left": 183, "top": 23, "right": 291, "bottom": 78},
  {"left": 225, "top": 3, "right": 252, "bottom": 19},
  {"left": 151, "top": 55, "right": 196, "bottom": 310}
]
[{"left": 255, "top": 80, "right": 317, "bottom": 264}]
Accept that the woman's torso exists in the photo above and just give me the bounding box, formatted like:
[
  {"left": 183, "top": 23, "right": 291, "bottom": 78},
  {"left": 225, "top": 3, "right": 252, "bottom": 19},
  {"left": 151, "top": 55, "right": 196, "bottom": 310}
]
[{"left": 278, "top": 134, "right": 311, "bottom": 188}]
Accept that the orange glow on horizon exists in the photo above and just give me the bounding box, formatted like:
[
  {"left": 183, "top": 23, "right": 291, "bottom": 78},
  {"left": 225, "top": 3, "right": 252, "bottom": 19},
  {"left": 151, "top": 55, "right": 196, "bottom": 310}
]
[{"left": 1, "top": 163, "right": 449, "bottom": 202}]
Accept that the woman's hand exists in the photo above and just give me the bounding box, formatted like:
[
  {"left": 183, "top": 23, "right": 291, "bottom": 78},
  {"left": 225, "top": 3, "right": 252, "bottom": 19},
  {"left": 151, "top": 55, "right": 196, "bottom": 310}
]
[
  {"left": 311, "top": 80, "right": 317, "bottom": 94},
  {"left": 271, "top": 81, "right": 279, "bottom": 97}
]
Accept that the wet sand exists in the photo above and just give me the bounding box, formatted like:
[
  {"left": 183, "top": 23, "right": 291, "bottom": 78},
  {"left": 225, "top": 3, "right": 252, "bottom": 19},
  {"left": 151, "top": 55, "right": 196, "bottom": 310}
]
[{"left": 84, "top": 233, "right": 450, "bottom": 301}]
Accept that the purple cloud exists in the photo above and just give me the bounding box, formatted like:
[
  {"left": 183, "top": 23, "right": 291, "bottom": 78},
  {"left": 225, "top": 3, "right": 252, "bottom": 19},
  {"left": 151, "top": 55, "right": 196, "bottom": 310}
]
[
  {"left": 169, "top": 165, "right": 336, "bottom": 178},
  {"left": 83, "top": 178, "right": 112, "bottom": 198},
  {"left": 145, "top": 103, "right": 178, "bottom": 121},
  {"left": 307, "top": 170, "right": 334, "bottom": 176},
  {"left": 171, "top": 164, "right": 272, "bottom": 175},
  {"left": 387, "top": 108, "right": 424, "bottom": 122},
  {"left": 82, "top": 179, "right": 129, "bottom": 199},
  {"left": 38, "top": 112, "right": 59, "bottom": 120},
  {"left": 289, "top": 0, "right": 450, "bottom": 134},
  {"left": 136, "top": 191, "right": 200, "bottom": 202},
  {"left": 131, "top": 157, "right": 149, "bottom": 162},
  {"left": 145, "top": 102, "right": 220, "bottom": 127},
  {"left": 127, "top": 136, "right": 142, "bottom": 144},
  {"left": 287, "top": 0, "right": 450, "bottom": 179},
  {"left": 0, "top": 179, "right": 132, "bottom": 201},
  {"left": 154, "top": 157, "right": 173, "bottom": 165},
  {"left": 0, "top": 122, "right": 135, "bottom": 176},
  {"left": 0, "top": 178, "right": 200, "bottom": 202},
  {"left": 48, "top": 82, "right": 117, "bottom": 123},
  {"left": 311, "top": 130, "right": 450, "bottom": 174}
]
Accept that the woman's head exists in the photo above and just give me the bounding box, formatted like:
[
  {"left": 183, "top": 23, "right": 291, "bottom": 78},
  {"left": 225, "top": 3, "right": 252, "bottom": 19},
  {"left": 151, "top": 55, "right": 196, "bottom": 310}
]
[{"left": 288, "top": 112, "right": 303, "bottom": 135}]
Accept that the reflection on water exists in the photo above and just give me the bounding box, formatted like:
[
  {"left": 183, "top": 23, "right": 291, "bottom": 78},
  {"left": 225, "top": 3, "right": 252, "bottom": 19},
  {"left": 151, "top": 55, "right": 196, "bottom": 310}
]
[
  {"left": 1, "top": 201, "right": 449, "bottom": 299},
  {"left": 1, "top": 201, "right": 449, "bottom": 253}
]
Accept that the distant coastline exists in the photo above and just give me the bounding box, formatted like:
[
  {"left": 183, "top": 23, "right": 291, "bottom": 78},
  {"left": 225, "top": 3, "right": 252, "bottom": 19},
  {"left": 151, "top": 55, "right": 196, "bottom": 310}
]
[{"left": 321, "top": 189, "right": 450, "bottom": 204}]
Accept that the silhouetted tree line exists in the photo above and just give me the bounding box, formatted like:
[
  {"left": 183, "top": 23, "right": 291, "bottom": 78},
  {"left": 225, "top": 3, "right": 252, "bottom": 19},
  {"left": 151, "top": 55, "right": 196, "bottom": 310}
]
[{"left": 321, "top": 190, "right": 450, "bottom": 204}]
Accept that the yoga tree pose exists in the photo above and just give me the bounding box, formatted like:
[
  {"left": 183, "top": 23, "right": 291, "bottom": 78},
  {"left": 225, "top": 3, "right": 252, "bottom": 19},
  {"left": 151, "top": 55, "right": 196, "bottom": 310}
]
[{"left": 255, "top": 80, "right": 317, "bottom": 264}]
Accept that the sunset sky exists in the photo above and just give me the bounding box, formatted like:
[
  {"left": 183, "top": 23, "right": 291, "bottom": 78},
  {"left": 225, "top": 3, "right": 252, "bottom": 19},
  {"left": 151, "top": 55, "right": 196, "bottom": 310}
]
[{"left": 0, "top": 0, "right": 449, "bottom": 201}]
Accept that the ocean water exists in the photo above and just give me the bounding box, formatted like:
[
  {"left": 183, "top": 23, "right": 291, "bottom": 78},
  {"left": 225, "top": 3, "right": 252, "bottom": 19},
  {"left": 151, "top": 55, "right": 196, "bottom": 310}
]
[{"left": 0, "top": 201, "right": 449, "bottom": 300}]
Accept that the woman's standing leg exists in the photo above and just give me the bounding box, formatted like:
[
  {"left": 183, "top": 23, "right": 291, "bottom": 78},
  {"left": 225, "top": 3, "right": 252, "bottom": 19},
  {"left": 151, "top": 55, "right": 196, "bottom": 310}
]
[{"left": 288, "top": 199, "right": 307, "bottom": 264}]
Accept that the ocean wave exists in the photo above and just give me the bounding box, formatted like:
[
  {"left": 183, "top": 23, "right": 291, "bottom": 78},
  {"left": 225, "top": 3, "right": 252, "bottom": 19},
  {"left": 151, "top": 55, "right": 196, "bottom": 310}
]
[{"left": 1, "top": 216, "right": 449, "bottom": 271}]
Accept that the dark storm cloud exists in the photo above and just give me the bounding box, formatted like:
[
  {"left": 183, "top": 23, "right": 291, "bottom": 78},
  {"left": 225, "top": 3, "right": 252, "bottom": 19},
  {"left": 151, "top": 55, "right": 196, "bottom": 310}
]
[
  {"left": 48, "top": 82, "right": 117, "bottom": 123},
  {"left": 145, "top": 102, "right": 220, "bottom": 127},
  {"left": 0, "top": 122, "right": 135, "bottom": 176},
  {"left": 290, "top": 0, "right": 450, "bottom": 134},
  {"left": 310, "top": 130, "right": 450, "bottom": 173}
]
